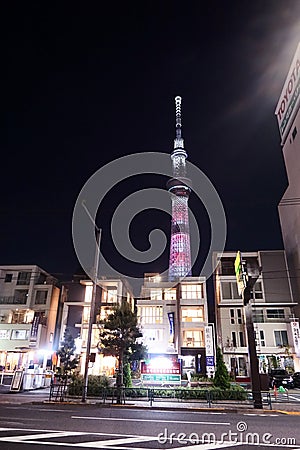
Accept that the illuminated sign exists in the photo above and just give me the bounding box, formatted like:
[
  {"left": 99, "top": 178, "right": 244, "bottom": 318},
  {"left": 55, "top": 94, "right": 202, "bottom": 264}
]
[
  {"left": 275, "top": 43, "right": 300, "bottom": 144},
  {"left": 141, "top": 359, "right": 181, "bottom": 384},
  {"left": 290, "top": 321, "right": 300, "bottom": 357},
  {"left": 234, "top": 251, "right": 246, "bottom": 296}
]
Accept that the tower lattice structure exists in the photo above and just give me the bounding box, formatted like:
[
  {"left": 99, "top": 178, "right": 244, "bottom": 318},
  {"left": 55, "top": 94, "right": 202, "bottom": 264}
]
[{"left": 167, "top": 96, "right": 192, "bottom": 281}]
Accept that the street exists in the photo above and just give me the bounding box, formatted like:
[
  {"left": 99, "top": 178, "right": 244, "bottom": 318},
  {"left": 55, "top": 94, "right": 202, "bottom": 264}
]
[{"left": 0, "top": 403, "right": 300, "bottom": 450}]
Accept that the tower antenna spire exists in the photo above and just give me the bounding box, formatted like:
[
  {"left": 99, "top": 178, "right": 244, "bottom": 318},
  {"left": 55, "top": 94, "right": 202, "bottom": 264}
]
[{"left": 174, "top": 96, "right": 184, "bottom": 149}]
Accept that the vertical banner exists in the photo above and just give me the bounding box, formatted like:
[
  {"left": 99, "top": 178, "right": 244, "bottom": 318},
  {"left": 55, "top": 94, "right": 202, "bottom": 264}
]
[
  {"left": 205, "top": 325, "right": 215, "bottom": 376},
  {"left": 290, "top": 321, "right": 300, "bottom": 357},
  {"left": 30, "top": 312, "right": 41, "bottom": 344},
  {"left": 168, "top": 312, "right": 175, "bottom": 345}
]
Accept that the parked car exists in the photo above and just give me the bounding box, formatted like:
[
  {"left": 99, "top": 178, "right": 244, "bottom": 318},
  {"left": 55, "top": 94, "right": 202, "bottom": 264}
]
[
  {"left": 292, "top": 372, "right": 300, "bottom": 388},
  {"left": 268, "top": 369, "right": 294, "bottom": 389}
]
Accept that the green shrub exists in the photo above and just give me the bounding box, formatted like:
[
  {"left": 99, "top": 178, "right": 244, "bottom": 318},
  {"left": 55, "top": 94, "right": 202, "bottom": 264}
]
[{"left": 68, "top": 375, "right": 111, "bottom": 396}]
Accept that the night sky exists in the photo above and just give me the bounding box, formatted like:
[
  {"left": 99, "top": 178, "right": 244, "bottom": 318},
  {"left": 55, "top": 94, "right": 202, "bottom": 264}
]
[{"left": 3, "top": 1, "right": 300, "bottom": 293}]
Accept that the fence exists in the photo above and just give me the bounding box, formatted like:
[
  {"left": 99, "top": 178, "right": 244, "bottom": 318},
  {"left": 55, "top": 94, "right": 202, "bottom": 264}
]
[{"left": 49, "top": 385, "right": 277, "bottom": 409}]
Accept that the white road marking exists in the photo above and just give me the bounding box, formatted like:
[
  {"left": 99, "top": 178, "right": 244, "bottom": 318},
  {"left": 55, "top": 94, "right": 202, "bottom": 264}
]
[
  {"left": 71, "top": 416, "right": 231, "bottom": 426},
  {"left": 75, "top": 437, "right": 152, "bottom": 448}
]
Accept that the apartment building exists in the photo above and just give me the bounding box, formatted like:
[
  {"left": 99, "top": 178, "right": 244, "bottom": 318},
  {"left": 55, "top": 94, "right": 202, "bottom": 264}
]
[
  {"left": 59, "top": 277, "right": 134, "bottom": 376},
  {"left": 137, "top": 273, "right": 209, "bottom": 376},
  {"left": 0, "top": 265, "right": 60, "bottom": 371},
  {"left": 213, "top": 251, "right": 300, "bottom": 377}
]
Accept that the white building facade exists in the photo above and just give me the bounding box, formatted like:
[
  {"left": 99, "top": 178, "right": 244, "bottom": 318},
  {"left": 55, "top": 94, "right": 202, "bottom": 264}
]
[
  {"left": 213, "top": 251, "right": 300, "bottom": 377},
  {"left": 0, "top": 265, "right": 60, "bottom": 371}
]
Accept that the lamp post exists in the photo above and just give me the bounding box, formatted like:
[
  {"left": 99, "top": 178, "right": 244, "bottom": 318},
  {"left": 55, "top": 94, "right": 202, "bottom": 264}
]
[
  {"left": 235, "top": 251, "right": 262, "bottom": 409},
  {"left": 81, "top": 202, "right": 102, "bottom": 403}
]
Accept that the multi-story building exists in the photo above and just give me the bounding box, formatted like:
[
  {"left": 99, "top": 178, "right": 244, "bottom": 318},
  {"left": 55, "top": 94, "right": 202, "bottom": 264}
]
[
  {"left": 276, "top": 42, "right": 300, "bottom": 320},
  {"left": 0, "top": 265, "right": 60, "bottom": 371},
  {"left": 59, "top": 277, "right": 134, "bottom": 376},
  {"left": 138, "top": 273, "right": 209, "bottom": 375},
  {"left": 213, "top": 251, "right": 300, "bottom": 377}
]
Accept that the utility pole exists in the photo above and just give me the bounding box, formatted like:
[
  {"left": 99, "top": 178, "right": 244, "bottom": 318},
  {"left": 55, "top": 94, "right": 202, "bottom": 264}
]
[
  {"left": 81, "top": 202, "right": 101, "bottom": 403},
  {"left": 235, "top": 251, "right": 263, "bottom": 409}
]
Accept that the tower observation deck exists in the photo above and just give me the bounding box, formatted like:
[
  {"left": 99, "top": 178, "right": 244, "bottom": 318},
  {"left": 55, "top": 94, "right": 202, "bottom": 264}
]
[{"left": 167, "top": 96, "right": 192, "bottom": 281}]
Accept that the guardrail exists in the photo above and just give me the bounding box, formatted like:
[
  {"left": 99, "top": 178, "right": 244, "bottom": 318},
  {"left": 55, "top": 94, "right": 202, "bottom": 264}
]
[{"left": 49, "top": 385, "right": 277, "bottom": 409}]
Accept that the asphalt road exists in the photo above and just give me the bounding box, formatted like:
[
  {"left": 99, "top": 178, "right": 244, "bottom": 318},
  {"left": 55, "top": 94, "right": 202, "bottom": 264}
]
[{"left": 0, "top": 403, "right": 299, "bottom": 450}]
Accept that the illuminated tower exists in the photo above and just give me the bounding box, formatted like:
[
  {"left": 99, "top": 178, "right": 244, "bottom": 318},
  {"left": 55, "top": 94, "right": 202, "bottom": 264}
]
[{"left": 167, "top": 96, "right": 192, "bottom": 281}]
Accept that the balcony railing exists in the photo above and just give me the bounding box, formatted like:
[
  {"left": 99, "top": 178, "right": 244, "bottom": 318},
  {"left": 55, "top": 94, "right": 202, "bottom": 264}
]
[{"left": 0, "top": 296, "right": 27, "bottom": 305}]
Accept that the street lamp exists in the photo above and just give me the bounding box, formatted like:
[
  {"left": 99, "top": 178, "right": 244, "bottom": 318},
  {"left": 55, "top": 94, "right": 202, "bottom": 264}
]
[{"left": 81, "top": 202, "right": 102, "bottom": 403}]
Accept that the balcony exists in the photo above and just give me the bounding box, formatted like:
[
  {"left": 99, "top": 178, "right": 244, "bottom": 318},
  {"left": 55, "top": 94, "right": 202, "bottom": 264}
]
[{"left": 0, "top": 296, "right": 27, "bottom": 305}]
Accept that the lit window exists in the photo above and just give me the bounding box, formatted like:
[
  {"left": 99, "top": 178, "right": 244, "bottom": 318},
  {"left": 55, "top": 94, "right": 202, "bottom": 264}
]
[
  {"left": 150, "top": 289, "right": 162, "bottom": 300},
  {"left": 181, "top": 284, "right": 203, "bottom": 299},
  {"left": 181, "top": 307, "right": 204, "bottom": 322},
  {"left": 182, "top": 330, "right": 204, "bottom": 347},
  {"left": 137, "top": 306, "right": 163, "bottom": 324},
  {"left": 102, "top": 287, "right": 118, "bottom": 303},
  {"left": 164, "top": 289, "right": 177, "bottom": 300}
]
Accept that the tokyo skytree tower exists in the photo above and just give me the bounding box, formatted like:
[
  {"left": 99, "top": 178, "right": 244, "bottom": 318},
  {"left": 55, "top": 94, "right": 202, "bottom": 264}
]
[{"left": 167, "top": 96, "right": 192, "bottom": 281}]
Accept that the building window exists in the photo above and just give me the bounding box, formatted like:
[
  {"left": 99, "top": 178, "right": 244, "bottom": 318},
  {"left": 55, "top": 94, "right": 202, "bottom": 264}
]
[
  {"left": 4, "top": 274, "right": 13, "bottom": 283},
  {"left": 150, "top": 289, "right": 162, "bottom": 301},
  {"left": 237, "top": 309, "right": 242, "bottom": 324},
  {"left": 239, "top": 331, "right": 245, "bottom": 347},
  {"left": 252, "top": 309, "right": 264, "bottom": 323},
  {"left": 102, "top": 287, "right": 118, "bottom": 303},
  {"left": 266, "top": 309, "right": 285, "bottom": 319},
  {"left": 11, "top": 329, "right": 28, "bottom": 340},
  {"left": 14, "top": 290, "right": 28, "bottom": 305},
  {"left": 182, "top": 330, "right": 204, "bottom": 347},
  {"left": 230, "top": 309, "right": 235, "bottom": 324},
  {"left": 181, "top": 307, "right": 204, "bottom": 322},
  {"left": 181, "top": 284, "right": 203, "bottom": 299},
  {"left": 137, "top": 306, "right": 163, "bottom": 324},
  {"left": 17, "top": 272, "right": 31, "bottom": 286},
  {"left": 274, "top": 330, "right": 288, "bottom": 347},
  {"left": 252, "top": 282, "right": 263, "bottom": 299},
  {"left": 259, "top": 330, "right": 265, "bottom": 347},
  {"left": 164, "top": 289, "right": 177, "bottom": 300},
  {"left": 222, "top": 282, "right": 239, "bottom": 300},
  {"left": 220, "top": 259, "right": 235, "bottom": 275},
  {"left": 231, "top": 331, "right": 237, "bottom": 347},
  {"left": 35, "top": 290, "right": 48, "bottom": 305}
]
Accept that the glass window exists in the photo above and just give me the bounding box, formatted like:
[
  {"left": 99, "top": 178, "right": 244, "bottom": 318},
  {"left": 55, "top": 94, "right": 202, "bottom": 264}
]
[
  {"left": 237, "top": 309, "right": 242, "bottom": 324},
  {"left": 17, "top": 272, "right": 31, "bottom": 285},
  {"left": 182, "top": 330, "right": 204, "bottom": 347},
  {"left": 252, "top": 282, "right": 263, "bottom": 299},
  {"left": 4, "top": 274, "right": 13, "bottom": 283},
  {"left": 221, "top": 282, "right": 239, "bottom": 300},
  {"left": 267, "top": 309, "right": 285, "bottom": 319},
  {"left": 239, "top": 331, "right": 245, "bottom": 347},
  {"left": 274, "top": 330, "right": 288, "bottom": 347},
  {"left": 252, "top": 309, "right": 264, "bottom": 323},
  {"left": 102, "top": 287, "right": 118, "bottom": 303},
  {"left": 259, "top": 330, "right": 265, "bottom": 347},
  {"left": 35, "top": 290, "right": 48, "bottom": 305},
  {"left": 181, "top": 307, "right": 204, "bottom": 322},
  {"left": 231, "top": 331, "right": 237, "bottom": 347},
  {"left": 150, "top": 289, "right": 162, "bottom": 300},
  {"left": 181, "top": 284, "right": 203, "bottom": 299},
  {"left": 220, "top": 259, "right": 235, "bottom": 275},
  {"left": 230, "top": 309, "right": 235, "bottom": 324},
  {"left": 164, "top": 289, "right": 177, "bottom": 300},
  {"left": 137, "top": 306, "right": 163, "bottom": 324},
  {"left": 14, "top": 290, "right": 28, "bottom": 305},
  {"left": 11, "top": 329, "right": 28, "bottom": 340}
]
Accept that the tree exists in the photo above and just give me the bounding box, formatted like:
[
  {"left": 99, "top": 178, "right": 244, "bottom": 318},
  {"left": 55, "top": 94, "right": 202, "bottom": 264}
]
[
  {"left": 97, "top": 300, "right": 147, "bottom": 391},
  {"left": 57, "top": 328, "right": 80, "bottom": 384},
  {"left": 213, "top": 346, "right": 231, "bottom": 389}
]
